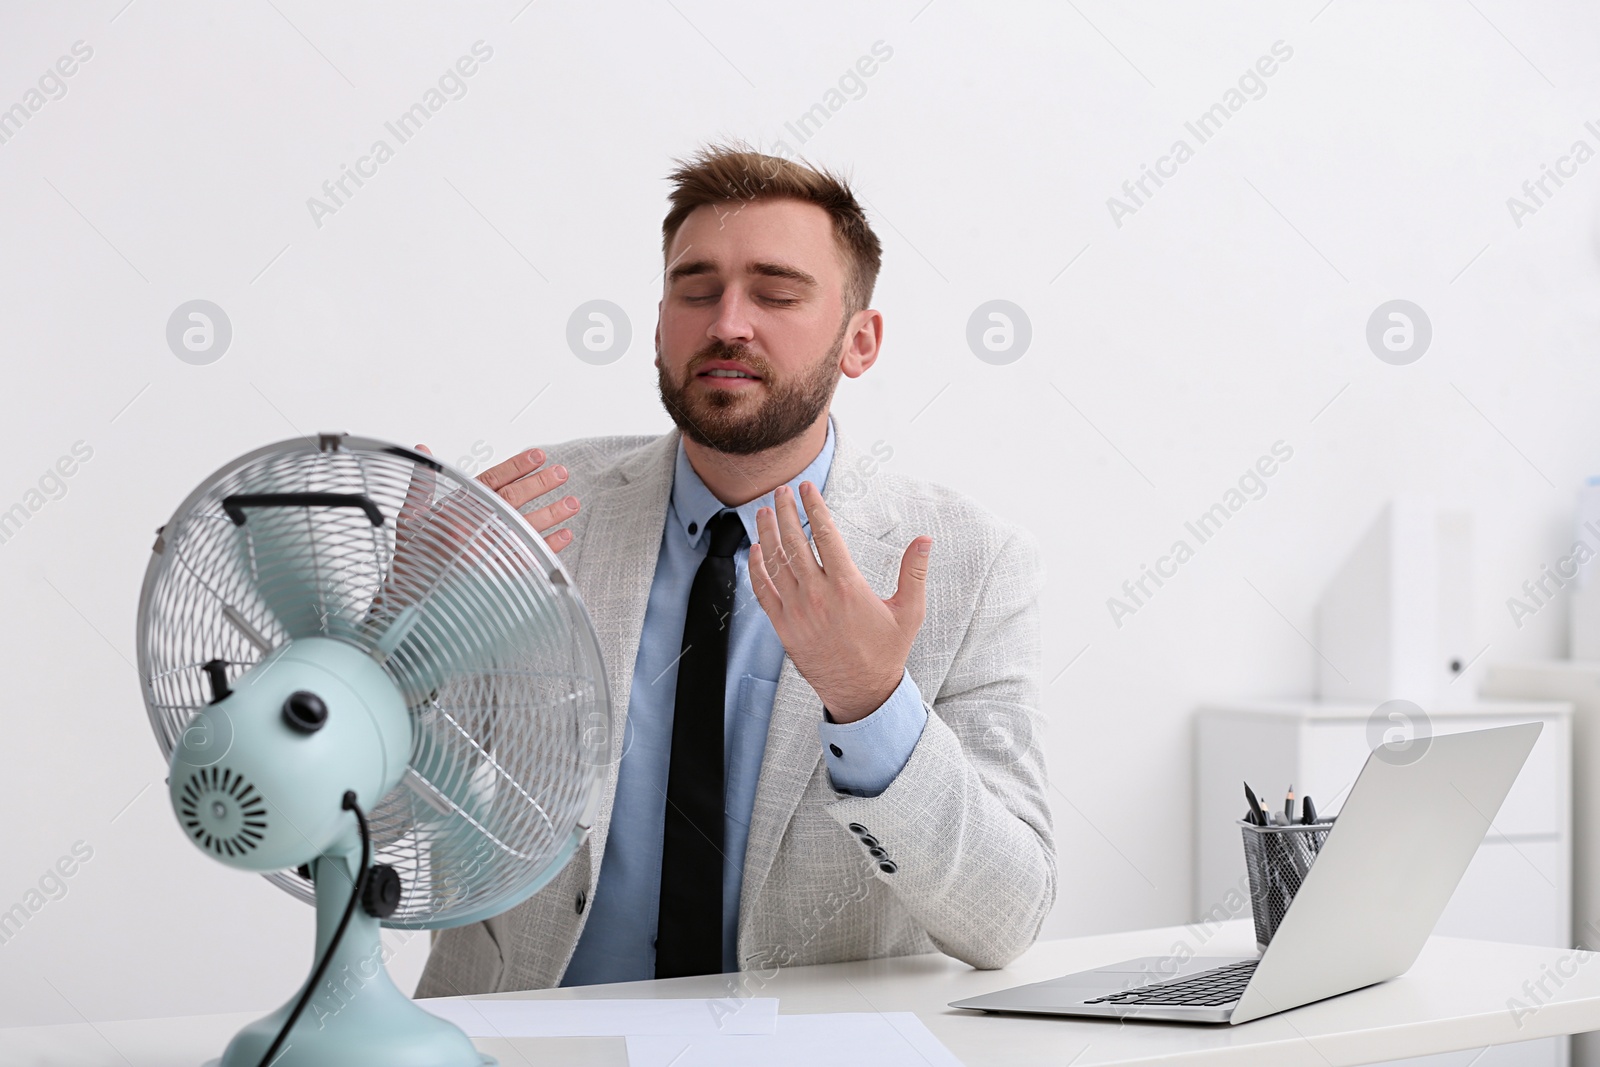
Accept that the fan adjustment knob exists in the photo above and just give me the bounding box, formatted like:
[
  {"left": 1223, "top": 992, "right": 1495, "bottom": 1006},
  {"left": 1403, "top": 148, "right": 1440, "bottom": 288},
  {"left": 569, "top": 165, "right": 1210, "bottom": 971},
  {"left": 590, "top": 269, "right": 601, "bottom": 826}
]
[
  {"left": 362, "top": 863, "right": 403, "bottom": 919},
  {"left": 281, "top": 691, "right": 328, "bottom": 734}
]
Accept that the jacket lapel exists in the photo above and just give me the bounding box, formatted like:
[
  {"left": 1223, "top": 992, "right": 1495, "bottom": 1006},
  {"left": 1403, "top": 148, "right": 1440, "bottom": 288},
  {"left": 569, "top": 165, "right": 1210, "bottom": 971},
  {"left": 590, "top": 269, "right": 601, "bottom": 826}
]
[
  {"left": 737, "top": 417, "right": 903, "bottom": 924},
  {"left": 565, "top": 430, "right": 677, "bottom": 869}
]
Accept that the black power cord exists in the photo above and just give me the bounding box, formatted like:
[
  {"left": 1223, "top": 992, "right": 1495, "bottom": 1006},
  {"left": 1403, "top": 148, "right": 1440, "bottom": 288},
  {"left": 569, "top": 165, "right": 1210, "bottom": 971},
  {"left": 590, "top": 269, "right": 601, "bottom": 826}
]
[{"left": 257, "top": 791, "right": 371, "bottom": 1067}]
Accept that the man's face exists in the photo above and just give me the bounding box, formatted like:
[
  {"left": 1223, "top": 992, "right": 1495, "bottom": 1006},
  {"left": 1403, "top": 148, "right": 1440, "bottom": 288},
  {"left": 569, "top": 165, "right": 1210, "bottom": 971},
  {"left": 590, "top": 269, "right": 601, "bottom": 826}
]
[{"left": 655, "top": 197, "right": 851, "bottom": 455}]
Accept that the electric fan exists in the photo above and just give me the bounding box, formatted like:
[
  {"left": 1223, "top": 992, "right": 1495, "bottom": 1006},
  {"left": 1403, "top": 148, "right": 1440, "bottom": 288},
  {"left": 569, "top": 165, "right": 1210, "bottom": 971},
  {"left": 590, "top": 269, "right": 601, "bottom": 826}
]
[{"left": 136, "top": 432, "right": 612, "bottom": 1067}]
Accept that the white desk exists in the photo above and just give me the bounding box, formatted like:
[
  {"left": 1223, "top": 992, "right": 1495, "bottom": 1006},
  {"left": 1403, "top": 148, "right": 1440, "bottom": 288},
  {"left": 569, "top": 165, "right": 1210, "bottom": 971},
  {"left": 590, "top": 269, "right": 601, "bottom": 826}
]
[{"left": 8, "top": 921, "right": 1600, "bottom": 1066}]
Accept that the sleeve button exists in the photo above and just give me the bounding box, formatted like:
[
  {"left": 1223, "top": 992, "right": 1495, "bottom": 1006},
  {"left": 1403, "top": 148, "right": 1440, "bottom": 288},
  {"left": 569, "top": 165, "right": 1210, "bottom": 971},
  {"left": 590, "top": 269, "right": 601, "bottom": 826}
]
[
  {"left": 877, "top": 860, "right": 898, "bottom": 875},
  {"left": 575, "top": 890, "right": 587, "bottom": 914}
]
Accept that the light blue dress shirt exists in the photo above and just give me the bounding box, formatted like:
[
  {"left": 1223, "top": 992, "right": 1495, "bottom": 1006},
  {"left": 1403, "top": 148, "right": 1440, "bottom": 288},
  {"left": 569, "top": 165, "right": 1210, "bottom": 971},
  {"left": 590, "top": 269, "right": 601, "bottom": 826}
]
[{"left": 560, "top": 415, "right": 929, "bottom": 985}]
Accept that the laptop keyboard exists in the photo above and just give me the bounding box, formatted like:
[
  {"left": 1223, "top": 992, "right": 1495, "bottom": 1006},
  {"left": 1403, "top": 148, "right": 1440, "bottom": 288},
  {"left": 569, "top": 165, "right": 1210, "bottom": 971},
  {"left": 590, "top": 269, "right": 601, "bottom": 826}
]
[{"left": 1083, "top": 960, "right": 1258, "bottom": 1007}]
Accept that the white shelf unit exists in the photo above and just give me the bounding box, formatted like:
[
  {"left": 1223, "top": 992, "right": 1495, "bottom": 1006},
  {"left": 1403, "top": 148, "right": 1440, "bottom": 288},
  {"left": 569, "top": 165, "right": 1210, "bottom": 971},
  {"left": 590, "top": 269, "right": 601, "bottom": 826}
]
[
  {"left": 1195, "top": 700, "right": 1573, "bottom": 1067},
  {"left": 1481, "top": 662, "right": 1600, "bottom": 1067}
]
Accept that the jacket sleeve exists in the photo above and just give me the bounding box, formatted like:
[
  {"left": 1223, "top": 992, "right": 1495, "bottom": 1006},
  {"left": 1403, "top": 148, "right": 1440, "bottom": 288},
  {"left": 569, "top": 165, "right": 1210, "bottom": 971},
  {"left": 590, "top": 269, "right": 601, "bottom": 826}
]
[{"left": 823, "top": 526, "right": 1055, "bottom": 969}]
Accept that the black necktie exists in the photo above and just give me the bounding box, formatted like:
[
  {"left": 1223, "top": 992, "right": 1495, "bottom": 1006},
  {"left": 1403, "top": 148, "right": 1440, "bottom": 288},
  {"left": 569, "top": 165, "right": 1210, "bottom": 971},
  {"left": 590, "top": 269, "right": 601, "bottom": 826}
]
[{"left": 656, "top": 508, "right": 746, "bottom": 978}]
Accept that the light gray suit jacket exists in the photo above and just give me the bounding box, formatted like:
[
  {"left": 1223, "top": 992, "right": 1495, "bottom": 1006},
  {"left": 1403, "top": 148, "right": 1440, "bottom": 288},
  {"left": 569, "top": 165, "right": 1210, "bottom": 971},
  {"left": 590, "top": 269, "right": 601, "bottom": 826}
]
[{"left": 414, "top": 415, "right": 1054, "bottom": 996}]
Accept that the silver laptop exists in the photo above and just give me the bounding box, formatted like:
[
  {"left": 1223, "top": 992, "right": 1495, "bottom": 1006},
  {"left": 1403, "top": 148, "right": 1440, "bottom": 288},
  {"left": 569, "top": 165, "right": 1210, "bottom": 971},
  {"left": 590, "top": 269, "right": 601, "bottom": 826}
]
[{"left": 951, "top": 721, "right": 1541, "bottom": 1024}]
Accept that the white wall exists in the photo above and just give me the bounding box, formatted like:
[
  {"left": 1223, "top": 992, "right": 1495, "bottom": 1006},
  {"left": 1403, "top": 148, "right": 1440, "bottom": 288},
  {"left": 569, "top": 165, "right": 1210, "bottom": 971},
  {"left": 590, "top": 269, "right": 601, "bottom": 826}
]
[{"left": 2, "top": 0, "right": 1598, "bottom": 1027}]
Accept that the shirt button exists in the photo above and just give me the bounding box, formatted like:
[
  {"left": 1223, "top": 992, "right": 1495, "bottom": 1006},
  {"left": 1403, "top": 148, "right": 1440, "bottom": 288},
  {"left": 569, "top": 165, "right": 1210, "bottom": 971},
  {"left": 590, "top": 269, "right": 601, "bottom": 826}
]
[
  {"left": 829, "top": 744, "right": 843, "bottom": 758},
  {"left": 688, "top": 521, "right": 698, "bottom": 535},
  {"left": 878, "top": 860, "right": 898, "bottom": 875},
  {"left": 575, "top": 890, "right": 587, "bottom": 914}
]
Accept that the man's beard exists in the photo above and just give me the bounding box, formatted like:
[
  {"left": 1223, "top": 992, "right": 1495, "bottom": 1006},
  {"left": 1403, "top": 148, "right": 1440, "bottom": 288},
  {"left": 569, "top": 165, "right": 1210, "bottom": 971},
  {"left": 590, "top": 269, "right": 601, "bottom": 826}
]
[{"left": 656, "top": 316, "right": 846, "bottom": 456}]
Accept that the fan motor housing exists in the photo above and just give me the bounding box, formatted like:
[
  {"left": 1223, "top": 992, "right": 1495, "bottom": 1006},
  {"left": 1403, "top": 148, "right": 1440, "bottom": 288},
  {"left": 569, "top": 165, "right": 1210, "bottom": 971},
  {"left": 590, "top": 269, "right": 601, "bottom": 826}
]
[{"left": 169, "top": 637, "right": 411, "bottom": 872}]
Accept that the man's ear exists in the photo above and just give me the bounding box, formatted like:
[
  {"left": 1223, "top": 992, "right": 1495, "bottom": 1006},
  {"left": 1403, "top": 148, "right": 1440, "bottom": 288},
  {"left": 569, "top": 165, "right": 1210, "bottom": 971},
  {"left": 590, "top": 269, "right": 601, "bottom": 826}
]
[{"left": 839, "top": 309, "right": 885, "bottom": 379}]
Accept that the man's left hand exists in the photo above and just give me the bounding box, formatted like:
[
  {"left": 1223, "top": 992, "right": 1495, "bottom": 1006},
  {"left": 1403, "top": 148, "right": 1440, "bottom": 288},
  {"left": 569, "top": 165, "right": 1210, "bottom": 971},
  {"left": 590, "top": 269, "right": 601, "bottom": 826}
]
[{"left": 749, "top": 480, "right": 932, "bottom": 724}]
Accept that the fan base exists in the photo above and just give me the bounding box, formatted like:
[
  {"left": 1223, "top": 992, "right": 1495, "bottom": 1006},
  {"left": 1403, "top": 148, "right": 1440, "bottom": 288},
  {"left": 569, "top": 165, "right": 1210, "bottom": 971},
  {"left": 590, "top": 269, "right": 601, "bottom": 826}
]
[{"left": 211, "top": 852, "right": 494, "bottom": 1067}]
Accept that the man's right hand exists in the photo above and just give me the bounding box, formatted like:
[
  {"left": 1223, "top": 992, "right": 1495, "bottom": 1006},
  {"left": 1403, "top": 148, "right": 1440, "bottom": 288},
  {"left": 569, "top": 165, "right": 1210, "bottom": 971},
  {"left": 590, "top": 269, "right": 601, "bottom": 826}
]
[{"left": 416, "top": 444, "right": 579, "bottom": 554}]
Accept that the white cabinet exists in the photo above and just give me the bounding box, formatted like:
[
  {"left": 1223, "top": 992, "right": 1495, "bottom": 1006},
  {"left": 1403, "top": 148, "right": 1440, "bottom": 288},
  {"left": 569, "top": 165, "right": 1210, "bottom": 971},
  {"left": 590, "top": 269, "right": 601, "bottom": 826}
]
[
  {"left": 1196, "top": 700, "right": 1573, "bottom": 1067},
  {"left": 1481, "top": 662, "right": 1600, "bottom": 1067}
]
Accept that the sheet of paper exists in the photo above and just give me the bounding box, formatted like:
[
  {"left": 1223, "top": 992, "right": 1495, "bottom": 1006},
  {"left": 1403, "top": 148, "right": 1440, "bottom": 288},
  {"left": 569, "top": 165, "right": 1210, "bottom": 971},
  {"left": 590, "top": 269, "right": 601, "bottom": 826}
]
[
  {"left": 626, "top": 1012, "right": 964, "bottom": 1067},
  {"left": 415, "top": 996, "right": 778, "bottom": 1038},
  {"left": 415, "top": 998, "right": 498, "bottom": 1036}
]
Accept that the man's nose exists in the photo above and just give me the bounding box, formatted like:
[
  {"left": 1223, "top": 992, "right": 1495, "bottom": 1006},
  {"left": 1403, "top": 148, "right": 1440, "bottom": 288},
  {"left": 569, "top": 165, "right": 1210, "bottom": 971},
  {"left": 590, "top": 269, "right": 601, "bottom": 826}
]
[{"left": 708, "top": 290, "right": 755, "bottom": 345}]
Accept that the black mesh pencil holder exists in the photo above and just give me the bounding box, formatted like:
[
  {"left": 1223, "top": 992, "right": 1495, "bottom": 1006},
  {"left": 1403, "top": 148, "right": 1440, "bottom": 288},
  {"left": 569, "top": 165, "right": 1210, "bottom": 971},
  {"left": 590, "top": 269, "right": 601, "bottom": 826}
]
[{"left": 1238, "top": 820, "right": 1334, "bottom": 951}]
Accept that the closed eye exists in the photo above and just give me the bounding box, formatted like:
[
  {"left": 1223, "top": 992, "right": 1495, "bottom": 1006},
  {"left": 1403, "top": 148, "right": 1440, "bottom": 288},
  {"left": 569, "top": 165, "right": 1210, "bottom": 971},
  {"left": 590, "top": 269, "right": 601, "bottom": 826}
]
[{"left": 681, "top": 294, "right": 800, "bottom": 307}]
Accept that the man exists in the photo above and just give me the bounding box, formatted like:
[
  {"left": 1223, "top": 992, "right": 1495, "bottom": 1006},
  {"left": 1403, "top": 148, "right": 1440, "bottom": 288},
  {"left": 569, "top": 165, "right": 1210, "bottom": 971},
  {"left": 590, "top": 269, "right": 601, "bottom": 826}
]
[{"left": 415, "top": 143, "right": 1053, "bottom": 995}]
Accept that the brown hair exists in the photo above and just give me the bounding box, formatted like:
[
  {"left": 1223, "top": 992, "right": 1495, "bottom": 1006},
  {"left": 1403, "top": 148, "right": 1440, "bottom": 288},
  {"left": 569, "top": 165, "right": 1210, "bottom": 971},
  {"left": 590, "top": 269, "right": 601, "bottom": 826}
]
[{"left": 661, "top": 141, "right": 883, "bottom": 318}]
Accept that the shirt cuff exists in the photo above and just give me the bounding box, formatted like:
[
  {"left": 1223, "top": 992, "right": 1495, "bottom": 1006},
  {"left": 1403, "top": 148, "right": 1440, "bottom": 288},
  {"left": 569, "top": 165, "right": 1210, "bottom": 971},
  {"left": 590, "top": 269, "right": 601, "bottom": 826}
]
[{"left": 818, "top": 668, "right": 928, "bottom": 798}]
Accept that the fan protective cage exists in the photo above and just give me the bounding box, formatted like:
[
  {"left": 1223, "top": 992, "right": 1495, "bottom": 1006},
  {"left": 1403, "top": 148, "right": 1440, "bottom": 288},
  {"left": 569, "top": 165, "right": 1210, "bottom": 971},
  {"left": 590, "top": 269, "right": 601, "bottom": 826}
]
[{"left": 137, "top": 433, "right": 612, "bottom": 929}]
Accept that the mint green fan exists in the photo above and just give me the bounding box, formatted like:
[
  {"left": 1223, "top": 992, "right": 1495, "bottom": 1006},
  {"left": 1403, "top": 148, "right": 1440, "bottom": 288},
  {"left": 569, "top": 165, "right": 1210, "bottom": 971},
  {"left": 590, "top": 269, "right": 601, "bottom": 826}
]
[{"left": 136, "top": 433, "right": 612, "bottom": 1067}]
